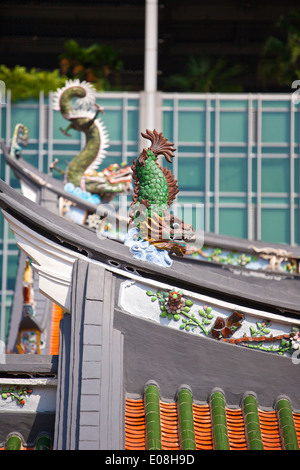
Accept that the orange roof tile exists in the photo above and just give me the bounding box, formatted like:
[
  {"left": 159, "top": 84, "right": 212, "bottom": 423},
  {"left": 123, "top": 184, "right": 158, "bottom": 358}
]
[
  {"left": 125, "top": 399, "right": 146, "bottom": 450},
  {"left": 49, "top": 303, "right": 64, "bottom": 355},
  {"left": 125, "top": 393, "right": 300, "bottom": 451}
]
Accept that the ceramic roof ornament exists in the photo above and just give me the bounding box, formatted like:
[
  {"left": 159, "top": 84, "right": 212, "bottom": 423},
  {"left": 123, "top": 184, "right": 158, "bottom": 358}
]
[
  {"left": 16, "top": 258, "right": 41, "bottom": 354},
  {"left": 10, "top": 123, "right": 28, "bottom": 159},
  {"left": 125, "top": 129, "right": 195, "bottom": 266},
  {"left": 51, "top": 79, "right": 132, "bottom": 203}
]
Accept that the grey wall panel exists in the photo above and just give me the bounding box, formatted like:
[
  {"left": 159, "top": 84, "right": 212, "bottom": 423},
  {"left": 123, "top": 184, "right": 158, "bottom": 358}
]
[
  {"left": 114, "top": 308, "right": 300, "bottom": 411},
  {"left": 54, "top": 259, "right": 124, "bottom": 450}
]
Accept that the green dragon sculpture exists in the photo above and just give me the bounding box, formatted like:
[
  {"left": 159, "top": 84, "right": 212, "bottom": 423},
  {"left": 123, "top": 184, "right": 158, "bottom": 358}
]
[
  {"left": 129, "top": 129, "right": 195, "bottom": 257},
  {"left": 52, "top": 79, "right": 132, "bottom": 202}
]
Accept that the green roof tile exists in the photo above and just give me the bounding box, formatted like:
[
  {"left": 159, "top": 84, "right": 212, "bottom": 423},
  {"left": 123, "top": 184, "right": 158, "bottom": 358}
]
[
  {"left": 126, "top": 386, "right": 300, "bottom": 451},
  {"left": 144, "top": 383, "right": 161, "bottom": 450},
  {"left": 242, "top": 394, "right": 264, "bottom": 450},
  {"left": 5, "top": 435, "right": 22, "bottom": 451},
  {"left": 276, "top": 398, "right": 299, "bottom": 450},
  {"left": 177, "top": 387, "right": 196, "bottom": 450},
  {"left": 210, "top": 390, "right": 230, "bottom": 450}
]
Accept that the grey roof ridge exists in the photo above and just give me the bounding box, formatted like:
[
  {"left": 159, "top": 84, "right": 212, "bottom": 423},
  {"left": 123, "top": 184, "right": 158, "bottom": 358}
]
[{"left": 0, "top": 178, "right": 300, "bottom": 316}]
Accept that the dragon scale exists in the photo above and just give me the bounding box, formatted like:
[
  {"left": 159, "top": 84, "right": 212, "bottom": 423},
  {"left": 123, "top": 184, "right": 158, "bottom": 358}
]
[
  {"left": 130, "top": 130, "right": 195, "bottom": 256},
  {"left": 66, "top": 118, "right": 102, "bottom": 188},
  {"left": 134, "top": 152, "right": 169, "bottom": 213}
]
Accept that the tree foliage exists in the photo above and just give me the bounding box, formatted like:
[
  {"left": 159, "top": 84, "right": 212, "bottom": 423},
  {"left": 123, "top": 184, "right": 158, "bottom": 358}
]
[
  {"left": 0, "top": 40, "right": 124, "bottom": 102},
  {"left": 0, "top": 65, "right": 67, "bottom": 102},
  {"left": 258, "top": 9, "right": 300, "bottom": 88},
  {"left": 163, "top": 56, "right": 244, "bottom": 93},
  {"left": 59, "top": 40, "right": 123, "bottom": 90}
]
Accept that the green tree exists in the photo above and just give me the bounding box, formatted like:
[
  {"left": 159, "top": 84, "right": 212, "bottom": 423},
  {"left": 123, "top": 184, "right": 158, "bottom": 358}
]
[
  {"left": 163, "top": 56, "right": 244, "bottom": 92},
  {"left": 258, "top": 9, "right": 300, "bottom": 88},
  {"left": 59, "top": 40, "right": 123, "bottom": 90},
  {"left": 0, "top": 65, "right": 67, "bottom": 102}
]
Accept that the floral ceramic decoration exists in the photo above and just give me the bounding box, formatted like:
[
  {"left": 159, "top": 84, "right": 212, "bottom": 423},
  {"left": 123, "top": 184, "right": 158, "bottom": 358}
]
[
  {"left": 0, "top": 385, "right": 32, "bottom": 407},
  {"left": 145, "top": 287, "right": 300, "bottom": 357},
  {"left": 119, "top": 280, "right": 300, "bottom": 358}
]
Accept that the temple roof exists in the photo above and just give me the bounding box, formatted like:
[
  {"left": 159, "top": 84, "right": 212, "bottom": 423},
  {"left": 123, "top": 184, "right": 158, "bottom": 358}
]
[
  {"left": 125, "top": 384, "right": 300, "bottom": 450},
  {"left": 4, "top": 140, "right": 300, "bottom": 261},
  {"left": 1, "top": 178, "right": 300, "bottom": 317},
  {"left": 1, "top": 172, "right": 300, "bottom": 450},
  {"left": 1, "top": 142, "right": 99, "bottom": 214}
]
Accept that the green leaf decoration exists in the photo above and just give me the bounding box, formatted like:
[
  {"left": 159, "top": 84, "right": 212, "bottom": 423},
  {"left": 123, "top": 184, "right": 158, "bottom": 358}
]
[
  {"left": 180, "top": 324, "right": 185, "bottom": 329},
  {"left": 250, "top": 326, "right": 256, "bottom": 335},
  {"left": 183, "top": 306, "right": 190, "bottom": 313},
  {"left": 185, "top": 300, "right": 193, "bottom": 306},
  {"left": 199, "top": 309, "right": 205, "bottom": 317},
  {"left": 0, "top": 386, "right": 32, "bottom": 407},
  {"left": 160, "top": 312, "right": 167, "bottom": 318},
  {"left": 174, "top": 314, "right": 180, "bottom": 321},
  {"left": 151, "top": 296, "right": 157, "bottom": 302},
  {"left": 206, "top": 307, "right": 212, "bottom": 314},
  {"left": 146, "top": 290, "right": 154, "bottom": 296},
  {"left": 207, "top": 313, "right": 214, "bottom": 319}
]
